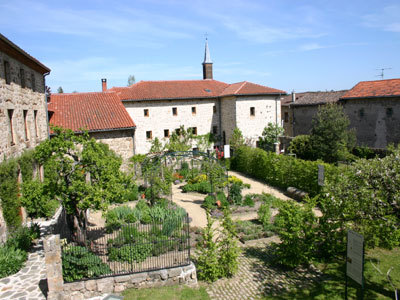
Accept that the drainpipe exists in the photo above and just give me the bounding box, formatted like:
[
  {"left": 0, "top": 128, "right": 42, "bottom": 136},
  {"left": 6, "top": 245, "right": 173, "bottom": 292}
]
[{"left": 43, "top": 72, "right": 51, "bottom": 140}]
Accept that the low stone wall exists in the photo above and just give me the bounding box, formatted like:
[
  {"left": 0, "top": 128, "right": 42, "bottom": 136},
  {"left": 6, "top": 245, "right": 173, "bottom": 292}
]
[
  {"left": 43, "top": 235, "right": 197, "bottom": 300},
  {"left": 62, "top": 263, "right": 197, "bottom": 300}
]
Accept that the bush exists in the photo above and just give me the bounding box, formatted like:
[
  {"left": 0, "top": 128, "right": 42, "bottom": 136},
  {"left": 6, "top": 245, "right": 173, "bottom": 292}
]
[
  {"left": 202, "top": 195, "right": 216, "bottom": 210},
  {"left": 109, "top": 243, "right": 153, "bottom": 263},
  {"left": 234, "top": 220, "right": 272, "bottom": 241},
  {"left": 6, "top": 226, "right": 34, "bottom": 252},
  {"left": 182, "top": 181, "right": 212, "bottom": 194},
  {"left": 0, "top": 246, "right": 28, "bottom": 278},
  {"left": 243, "top": 194, "right": 255, "bottom": 207},
  {"left": 229, "top": 182, "right": 243, "bottom": 205},
  {"left": 20, "top": 180, "right": 59, "bottom": 219},
  {"left": 272, "top": 201, "right": 318, "bottom": 267},
  {"left": 288, "top": 135, "right": 313, "bottom": 160},
  {"left": 0, "top": 158, "right": 21, "bottom": 228},
  {"left": 231, "top": 146, "right": 339, "bottom": 197},
  {"left": 62, "top": 245, "right": 112, "bottom": 282}
]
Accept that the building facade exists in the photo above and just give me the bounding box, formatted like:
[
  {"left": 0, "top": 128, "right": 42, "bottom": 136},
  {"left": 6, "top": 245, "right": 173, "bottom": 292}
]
[{"left": 0, "top": 34, "right": 50, "bottom": 162}]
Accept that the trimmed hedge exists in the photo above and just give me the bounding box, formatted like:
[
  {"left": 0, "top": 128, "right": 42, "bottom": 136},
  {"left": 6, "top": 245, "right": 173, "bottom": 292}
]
[{"left": 231, "top": 146, "right": 339, "bottom": 197}]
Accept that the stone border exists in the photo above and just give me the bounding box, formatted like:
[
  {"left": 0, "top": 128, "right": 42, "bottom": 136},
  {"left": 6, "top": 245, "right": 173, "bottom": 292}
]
[{"left": 43, "top": 235, "right": 197, "bottom": 300}]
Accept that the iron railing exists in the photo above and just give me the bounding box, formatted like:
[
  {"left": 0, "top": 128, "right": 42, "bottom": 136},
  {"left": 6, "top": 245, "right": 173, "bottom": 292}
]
[{"left": 60, "top": 214, "right": 191, "bottom": 282}]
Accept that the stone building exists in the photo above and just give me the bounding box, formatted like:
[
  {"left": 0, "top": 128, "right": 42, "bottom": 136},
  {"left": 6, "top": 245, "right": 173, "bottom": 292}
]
[
  {"left": 50, "top": 40, "right": 286, "bottom": 156},
  {"left": 0, "top": 33, "right": 50, "bottom": 162},
  {"left": 340, "top": 79, "right": 400, "bottom": 148},
  {"left": 48, "top": 92, "right": 136, "bottom": 161},
  {"left": 281, "top": 90, "right": 348, "bottom": 137}
]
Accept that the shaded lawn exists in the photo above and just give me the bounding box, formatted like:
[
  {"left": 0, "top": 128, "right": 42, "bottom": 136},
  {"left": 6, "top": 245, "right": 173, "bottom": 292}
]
[
  {"left": 122, "top": 285, "right": 210, "bottom": 300},
  {"left": 242, "top": 246, "right": 400, "bottom": 300}
]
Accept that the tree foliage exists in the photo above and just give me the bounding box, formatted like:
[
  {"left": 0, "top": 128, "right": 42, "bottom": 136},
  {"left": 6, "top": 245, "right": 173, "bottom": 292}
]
[
  {"left": 57, "top": 86, "right": 64, "bottom": 93},
  {"left": 127, "top": 75, "right": 136, "bottom": 86},
  {"left": 309, "top": 103, "right": 356, "bottom": 163},
  {"left": 229, "top": 128, "right": 245, "bottom": 150},
  {"left": 34, "top": 127, "right": 133, "bottom": 233},
  {"left": 258, "top": 122, "right": 284, "bottom": 152}
]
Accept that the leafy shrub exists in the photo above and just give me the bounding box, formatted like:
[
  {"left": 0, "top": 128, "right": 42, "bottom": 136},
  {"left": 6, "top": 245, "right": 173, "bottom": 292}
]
[
  {"left": 288, "top": 135, "right": 313, "bottom": 160},
  {"left": 229, "top": 182, "right": 243, "bottom": 205},
  {"left": 195, "top": 213, "right": 221, "bottom": 282},
  {"left": 104, "top": 205, "right": 137, "bottom": 233},
  {"left": 182, "top": 181, "right": 212, "bottom": 194},
  {"left": 243, "top": 194, "right": 255, "bottom": 207},
  {"left": 216, "top": 191, "right": 229, "bottom": 208},
  {"left": 234, "top": 220, "right": 272, "bottom": 241},
  {"left": 188, "top": 174, "right": 207, "bottom": 184},
  {"left": 272, "top": 201, "right": 317, "bottom": 267},
  {"left": 202, "top": 195, "right": 216, "bottom": 210},
  {"left": 0, "top": 158, "right": 21, "bottom": 228},
  {"left": 20, "top": 180, "right": 59, "bottom": 219},
  {"left": 0, "top": 246, "right": 28, "bottom": 278},
  {"left": 231, "top": 146, "right": 339, "bottom": 197},
  {"left": 6, "top": 226, "right": 34, "bottom": 252},
  {"left": 109, "top": 243, "right": 153, "bottom": 263},
  {"left": 62, "top": 245, "right": 111, "bottom": 282},
  {"left": 218, "top": 209, "right": 241, "bottom": 277}
]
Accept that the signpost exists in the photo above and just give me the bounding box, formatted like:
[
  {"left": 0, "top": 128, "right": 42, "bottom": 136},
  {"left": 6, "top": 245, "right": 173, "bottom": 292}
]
[{"left": 345, "top": 230, "right": 365, "bottom": 299}]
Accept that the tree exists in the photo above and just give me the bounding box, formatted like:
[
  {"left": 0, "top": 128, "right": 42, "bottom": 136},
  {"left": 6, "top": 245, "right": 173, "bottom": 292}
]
[
  {"left": 229, "top": 128, "right": 245, "bottom": 151},
  {"left": 127, "top": 75, "right": 136, "bottom": 86},
  {"left": 258, "top": 123, "right": 284, "bottom": 152},
  {"left": 309, "top": 103, "right": 356, "bottom": 163},
  {"left": 57, "top": 86, "right": 64, "bottom": 93},
  {"left": 34, "top": 127, "right": 132, "bottom": 236}
]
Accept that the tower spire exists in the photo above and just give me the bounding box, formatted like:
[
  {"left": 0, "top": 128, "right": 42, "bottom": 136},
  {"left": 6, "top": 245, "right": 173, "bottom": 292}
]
[{"left": 202, "top": 37, "right": 213, "bottom": 80}]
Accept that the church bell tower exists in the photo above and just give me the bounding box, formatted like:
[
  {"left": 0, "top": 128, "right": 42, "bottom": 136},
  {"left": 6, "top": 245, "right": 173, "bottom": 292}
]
[{"left": 202, "top": 38, "right": 213, "bottom": 80}]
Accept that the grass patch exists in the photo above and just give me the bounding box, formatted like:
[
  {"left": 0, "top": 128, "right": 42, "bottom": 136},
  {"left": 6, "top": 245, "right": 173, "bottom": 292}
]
[
  {"left": 262, "top": 247, "right": 400, "bottom": 299},
  {"left": 122, "top": 285, "right": 210, "bottom": 300}
]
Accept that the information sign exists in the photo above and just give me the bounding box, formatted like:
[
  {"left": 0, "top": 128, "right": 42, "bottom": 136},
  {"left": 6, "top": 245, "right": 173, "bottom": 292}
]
[
  {"left": 224, "top": 145, "right": 230, "bottom": 159},
  {"left": 346, "top": 230, "right": 364, "bottom": 286}
]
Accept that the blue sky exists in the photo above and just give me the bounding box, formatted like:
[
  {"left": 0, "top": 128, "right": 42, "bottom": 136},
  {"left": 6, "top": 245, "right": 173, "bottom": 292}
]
[{"left": 1, "top": 0, "right": 399, "bottom": 93}]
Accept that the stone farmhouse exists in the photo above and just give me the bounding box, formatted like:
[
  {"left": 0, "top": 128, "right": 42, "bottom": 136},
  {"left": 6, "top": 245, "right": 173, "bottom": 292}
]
[
  {"left": 0, "top": 33, "right": 50, "bottom": 162},
  {"left": 281, "top": 90, "right": 348, "bottom": 137},
  {"left": 340, "top": 79, "right": 400, "bottom": 148},
  {"left": 49, "top": 40, "right": 286, "bottom": 158},
  {"left": 281, "top": 79, "right": 400, "bottom": 149}
]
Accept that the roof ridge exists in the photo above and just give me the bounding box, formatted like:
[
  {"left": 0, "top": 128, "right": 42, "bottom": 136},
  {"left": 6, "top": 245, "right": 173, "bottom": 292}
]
[
  {"left": 355, "top": 78, "right": 400, "bottom": 84},
  {"left": 233, "top": 81, "right": 247, "bottom": 94}
]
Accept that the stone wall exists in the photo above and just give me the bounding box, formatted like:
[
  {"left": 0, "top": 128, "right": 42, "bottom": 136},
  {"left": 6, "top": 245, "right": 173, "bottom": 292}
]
[
  {"left": 0, "top": 51, "right": 48, "bottom": 163},
  {"left": 44, "top": 234, "right": 197, "bottom": 300},
  {"left": 235, "top": 95, "right": 282, "bottom": 147},
  {"left": 292, "top": 105, "right": 319, "bottom": 136},
  {"left": 62, "top": 263, "right": 197, "bottom": 300},
  {"left": 220, "top": 96, "right": 236, "bottom": 145},
  {"left": 124, "top": 99, "right": 219, "bottom": 154},
  {"left": 89, "top": 129, "right": 135, "bottom": 162},
  {"left": 343, "top": 97, "right": 400, "bottom": 148}
]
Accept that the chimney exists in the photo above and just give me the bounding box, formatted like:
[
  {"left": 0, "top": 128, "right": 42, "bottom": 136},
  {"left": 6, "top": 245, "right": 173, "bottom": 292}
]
[
  {"left": 101, "top": 79, "right": 107, "bottom": 92},
  {"left": 291, "top": 91, "right": 295, "bottom": 103}
]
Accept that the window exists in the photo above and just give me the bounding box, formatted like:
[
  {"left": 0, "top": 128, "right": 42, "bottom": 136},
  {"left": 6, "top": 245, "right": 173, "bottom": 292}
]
[
  {"left": 31, "top": 72, "right": 35, "bottom": 92},
  {"left": 23, "top": 110, "right": 29, "bottom": 141},
  {"left": 34, "top": 110, "right": 39, "bottom": 138},
  {"left": 192, "top": 106, "right": 196, "bottom": 115},
  {"left": 7, "top": 109, "right": 15, "bottom": 145},
  {"left": 213, "top": 105, "right": 217, "bottom": 114},
  {"left": 20, "top": 68, "right": 25, "bottom": 88},
  {"left": 175, "top": 128, "right": 181, "bottom": 135},
  {"left": 386, "top": 107, "right": 393, "bottom": 117},
  {"left": 359, "top": 108, "right": 364, "bottom": 118},
  {"left": 4, "top": 60, "right": 11, "bottom": 84},
  {"left": 164, "top": 129, "right": 169, "bottom": 138},
  {"left": 144, "top": 109, "right": 149, "bottom": 117},
  {"left": 146, "top": 131, "right": 152, "bottom": 140},
  {"left": 250, "top": 107, "right": 255, "bottom": 116},
  {"left": 190, "top": 127, "right": 197, "bottom": 135},
  {"left": 172, "top": 107, "right": 177, "bottom": 116},
  {"left": 284, "top": 112, "right": 289, "bottom": 123},
  {"left": 212, "top": 126, "right": 218, "bottom": 135}
]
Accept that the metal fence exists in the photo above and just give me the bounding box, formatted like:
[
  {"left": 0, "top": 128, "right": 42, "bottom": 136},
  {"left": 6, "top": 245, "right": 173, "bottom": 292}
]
[{"left": 60, "top": 214, "right": 191, "bottom": 282}]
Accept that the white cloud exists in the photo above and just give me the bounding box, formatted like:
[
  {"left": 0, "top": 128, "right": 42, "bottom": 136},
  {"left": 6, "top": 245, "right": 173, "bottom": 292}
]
[{"left": 362, "top": 5, "right": 400, "bottom": 33}]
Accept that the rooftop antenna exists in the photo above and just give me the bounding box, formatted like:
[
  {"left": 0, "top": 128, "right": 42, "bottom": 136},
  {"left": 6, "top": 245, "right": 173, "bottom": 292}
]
[{"left": 376, "top": 67, "right": 392, "bottom": 79}]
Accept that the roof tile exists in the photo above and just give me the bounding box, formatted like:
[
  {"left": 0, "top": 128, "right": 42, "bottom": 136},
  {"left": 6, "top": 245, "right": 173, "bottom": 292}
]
[
  {"left": 48, "top": 92, "right": 135, "bottom": 132},
  {"left": 341, "top": 79, "right": 400, "bottom": 99}
]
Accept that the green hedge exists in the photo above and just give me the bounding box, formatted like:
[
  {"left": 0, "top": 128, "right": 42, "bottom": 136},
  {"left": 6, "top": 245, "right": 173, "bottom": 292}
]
[{"left": 231, "top": 146, "right": 339, "bottom": 197}]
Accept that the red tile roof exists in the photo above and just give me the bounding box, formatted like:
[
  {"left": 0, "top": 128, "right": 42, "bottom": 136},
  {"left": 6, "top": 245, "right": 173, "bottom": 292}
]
[
  {"left": 220, "top": 81, "right": 285, "bottom": 96},
  {"left": 48, "top": 92, "right": 135, "bottom": 132},
  {"left": 341, "top": 79, "right": 400, "bottom": 99},
  {"left": 116, "top": 80, "right": 286, "bottom": 101}
]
